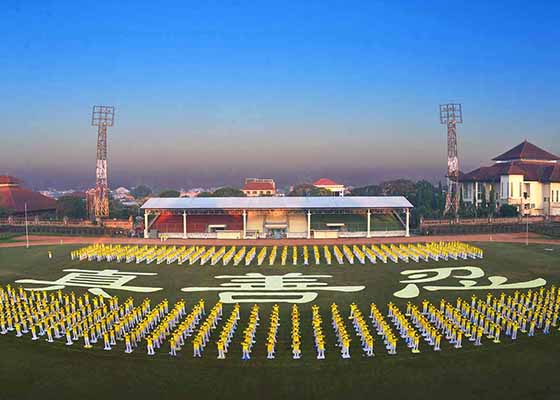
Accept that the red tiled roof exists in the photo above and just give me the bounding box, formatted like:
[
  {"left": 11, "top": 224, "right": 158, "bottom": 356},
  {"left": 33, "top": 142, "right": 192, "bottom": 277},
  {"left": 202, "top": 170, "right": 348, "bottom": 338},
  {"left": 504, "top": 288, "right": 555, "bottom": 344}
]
[
  {"left": 492, "top": 141, "right": 559, "bottom": 161},
  {"left": 461, "top": 161, "right": 560, "bottom": 183},
  {"left": 243, "top": 182, "right": 275, "bottom": 191},
  {"left": 0, "top": 186, "right": 57, "bottom": 213},
  {"left": 0, "top": 175, "right": 22, "bottom": 185},
  {"left": 314, "top": 178, "right": 340, "bottom": 186}
]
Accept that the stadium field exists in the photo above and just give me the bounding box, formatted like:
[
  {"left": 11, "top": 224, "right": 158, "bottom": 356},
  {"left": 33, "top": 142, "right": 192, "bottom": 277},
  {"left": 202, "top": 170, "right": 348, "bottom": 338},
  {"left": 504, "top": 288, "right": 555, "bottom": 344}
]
[{"left": 0, "top": 241, "right": 559, "bottom": 400}]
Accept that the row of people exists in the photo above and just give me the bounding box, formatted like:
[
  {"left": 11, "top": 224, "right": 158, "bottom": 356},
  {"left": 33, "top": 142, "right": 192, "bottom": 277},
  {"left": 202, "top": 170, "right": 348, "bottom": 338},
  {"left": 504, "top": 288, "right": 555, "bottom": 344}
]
[
  {"left": 291, "top": 305, "right": 301, "bottom": 359},
  {"left": 387, "top": 303, "right": 420, "bottom": 353},
  {"left": 193, "top": 302, "right": 223, "bottom": 357},
  {"left": 71, "top": 241, "right": 483, "bottom": 266},
  {"left": 241, "top": 305, "right": 259, "bottom": 360},
  {"left": 168, "top": 300, "right": 206, "bottom": 356},
  {"left": 266, "top": 304, "right": 280, "bottom": 359},
  {"left": 216, "top": 304, "right": 240, "bottom": 359},
  {"left": 146, "top": 300, "right": 187, "bottom": 355},
  {"left": 331, "top": 303, "right": 351, "bottom": 358},
  {"left": 311, "top": 305, "right": 326, "bottom": 359},
  {"left": 349, "top": 303, "right": 374, "bottom": 356},
  {"left": 369, "top": 303, "right": 397, "bottom": 354}
]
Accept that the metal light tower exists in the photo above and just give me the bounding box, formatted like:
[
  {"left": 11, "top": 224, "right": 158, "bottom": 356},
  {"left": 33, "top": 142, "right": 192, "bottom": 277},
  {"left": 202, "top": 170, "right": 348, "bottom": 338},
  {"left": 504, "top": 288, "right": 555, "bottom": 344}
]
[
  {"left": 91, "top": 105, "right": 115, "bottom": 220},
  {"left": 440, "top": 103, "right": 463, "bottom": 217}
]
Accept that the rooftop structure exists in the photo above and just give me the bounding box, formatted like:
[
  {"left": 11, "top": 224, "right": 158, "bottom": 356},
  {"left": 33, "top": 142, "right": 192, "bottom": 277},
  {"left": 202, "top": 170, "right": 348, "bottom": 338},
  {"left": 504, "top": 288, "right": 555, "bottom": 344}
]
[
  {"left": 242, "top": 178, "right": 277, "bottom": 197},
  {"left": 0, "top": 176, "right": 56, "bottom": 215},
  {"left": 313, "top": 178, "right": 346, "bottom": 196}
]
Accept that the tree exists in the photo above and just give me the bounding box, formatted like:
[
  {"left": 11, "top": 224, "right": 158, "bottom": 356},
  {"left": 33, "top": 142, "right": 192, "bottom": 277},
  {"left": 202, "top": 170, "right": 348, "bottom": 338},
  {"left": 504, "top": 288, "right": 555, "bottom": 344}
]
[
  {"left": 489, "top": 187, "right": 496, "bottom": 216},
  {"left": 109, "top": 199, "right": 139, "bottom": 219},
  {"left": 380, "top": 179, "right": 416, "bottom": 197},
  {"left": 158, "top": 189, "right": 180, "bottom": 198},
  {"left": 288, "top": 184, "right": 332, "bottom": 197},
  {"left": 480, "top": 186, "right": 488, "bottom": 209},
  {"left": 196, "top": 191, "right": 213, "bottom": 197},
  {"left": 499, "top": 204, "right": 519, "bottom": 217},
  {"left": 131, "top": 185, "right": 152, "bottom": 199},
  {"left": 212, "top": 187, "right": 246, "bottom": 197},
  {"left": 349, "top": 185, "right": 381, "bottom": 196},
  {"left": 0, "top": 207, "right": 14, "bottom": 218},
  {"left": 56, "top": 196, "right": 87, "bottom": 219}
]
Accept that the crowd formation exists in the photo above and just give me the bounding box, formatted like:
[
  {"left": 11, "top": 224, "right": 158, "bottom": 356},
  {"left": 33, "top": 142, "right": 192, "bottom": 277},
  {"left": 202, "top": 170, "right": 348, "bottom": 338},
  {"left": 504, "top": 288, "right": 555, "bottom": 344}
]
[
  {"left": 71, "top": 241, "right": 483, "bottom": 267},
  {"left": 1, "top": 284, "right": 559, "bottom": 360}
]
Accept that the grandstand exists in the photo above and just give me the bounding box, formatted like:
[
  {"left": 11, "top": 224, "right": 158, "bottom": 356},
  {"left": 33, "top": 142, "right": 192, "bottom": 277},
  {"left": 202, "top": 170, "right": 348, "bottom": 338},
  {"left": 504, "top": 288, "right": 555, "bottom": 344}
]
[{"left": 141, "top": 196, "right": 412, "bottom": 239}]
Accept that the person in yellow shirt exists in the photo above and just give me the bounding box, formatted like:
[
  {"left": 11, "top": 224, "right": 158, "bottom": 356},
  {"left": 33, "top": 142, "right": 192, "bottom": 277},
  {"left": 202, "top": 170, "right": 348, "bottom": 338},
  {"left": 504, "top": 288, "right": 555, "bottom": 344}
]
[
  {"left": 15, "top": 322, "right": 22, "bottom": 338},
  {"left": 103, "top": 331, "right": 111, "bottom": 351},
  {"left": 493, "top": 325, "right": 501, "bottom": 343},
  {"left": 84, "top": 330, "right": 93, "bottom": 349},
  {"left": 217, "top": 340, "right": 225, "bottom": 359},
  {"left": 31, "top": 323, "right": 38, "bottom": 341},
  {"left": 267, "top": 340, "right": 275, "bottom": 359},
  {"left": 292, "top": 338, "right": 301, "bottom": 359},
  {"left": 475, "top": 327, "right": 483, "bottom": 346},
  {"left": 434, "top": 334, "right": 442, "bottom": 351},
  {"left": 411, "top": 333, "right": 420, "bottom": 354},
  {"left": 193, "top": 338, "right": 202, "bottom": 357},
  {"left": 65, "top": 329, "right": 73, "bottom": 346},
  {"left": 317, "top": 339, "right": 325, "bottom": 359},
  {"left": 511, "top": 321, "right": 519, "bottom": 340},
  {"left": 168, "top": 335, "right": 177, "bottom": 357},
  {"left": 124, "top": 333, "right": 132, "bottom": 353},
  {"left": 455, "top": 330, "right": 463, "bottom": 349},
  {"left": 528, "top": 320, "right": 536, "bottom": 337},
  {"left": 146, "top": 335, "right": 155, "bottom": 355},
  {"left": 242, "top": 341, "right": 250, "bottom": 360},
  {"left": 45, "top": 324, "right": 54, "bottom": 343}
]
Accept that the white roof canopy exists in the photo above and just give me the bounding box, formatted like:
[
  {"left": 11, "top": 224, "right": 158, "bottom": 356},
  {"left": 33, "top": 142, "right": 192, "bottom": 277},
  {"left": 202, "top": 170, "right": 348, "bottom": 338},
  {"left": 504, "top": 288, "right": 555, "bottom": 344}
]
[{"left": 141, "top": 196, "right": 413, "bottom": 210}]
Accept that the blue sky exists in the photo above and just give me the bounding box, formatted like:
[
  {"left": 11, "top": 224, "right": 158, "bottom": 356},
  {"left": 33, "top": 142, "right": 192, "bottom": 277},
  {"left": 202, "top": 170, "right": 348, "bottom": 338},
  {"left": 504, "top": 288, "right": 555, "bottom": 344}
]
[{"left": 1, "top": 1, "right": 559, "bottom": 189}]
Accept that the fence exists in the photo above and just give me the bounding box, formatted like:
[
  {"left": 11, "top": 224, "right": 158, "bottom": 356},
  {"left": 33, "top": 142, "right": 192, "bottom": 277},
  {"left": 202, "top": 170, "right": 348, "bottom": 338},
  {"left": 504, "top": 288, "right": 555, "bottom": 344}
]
[
  {"left": 0, "top": 217, "right": 134, "bottom": 237},
  {"left": 421, "top": 216, "right": 545, "bottom": 227}
]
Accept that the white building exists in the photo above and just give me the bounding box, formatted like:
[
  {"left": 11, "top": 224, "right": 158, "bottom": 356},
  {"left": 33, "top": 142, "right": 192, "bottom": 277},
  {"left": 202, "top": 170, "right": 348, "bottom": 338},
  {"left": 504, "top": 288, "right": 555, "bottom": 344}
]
[
  {"left": 460, "top": 141, "right": 560, "bottom": 216},
  {"left": 313, "top": 178, "right": 346, "bottom": 196},
  {"left": 242, "top": 178, "right": 277, "bottom": 197}
]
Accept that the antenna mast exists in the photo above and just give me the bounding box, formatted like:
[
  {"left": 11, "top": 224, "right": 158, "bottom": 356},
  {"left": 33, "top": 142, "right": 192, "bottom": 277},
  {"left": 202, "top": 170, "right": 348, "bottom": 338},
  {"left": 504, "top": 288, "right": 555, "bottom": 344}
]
[
  {"left": 91, "top": 105, "right": 115, "bottom": 221},
  {"left": 440, "top": 103, "right": 463, "bottom": 217}
]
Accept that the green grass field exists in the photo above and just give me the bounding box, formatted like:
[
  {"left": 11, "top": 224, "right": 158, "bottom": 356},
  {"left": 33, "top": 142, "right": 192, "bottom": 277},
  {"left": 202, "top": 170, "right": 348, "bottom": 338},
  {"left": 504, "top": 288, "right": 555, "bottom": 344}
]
[
  {"left": 0, "top": 233, "right": 20, "bottom": 243},
  {"left": 0, "top": 242, "right": 559, "bottom": 400}
]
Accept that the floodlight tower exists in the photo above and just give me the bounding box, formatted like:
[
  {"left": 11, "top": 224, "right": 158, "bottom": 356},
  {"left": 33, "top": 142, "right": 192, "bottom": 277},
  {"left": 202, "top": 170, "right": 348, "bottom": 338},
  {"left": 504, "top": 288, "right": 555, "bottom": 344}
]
[
  {"left": 440, "top": 103, "right": 463, "bottom": 217},
  {"left": 91, "top": 105, "right": 115, "bottom": 220}
]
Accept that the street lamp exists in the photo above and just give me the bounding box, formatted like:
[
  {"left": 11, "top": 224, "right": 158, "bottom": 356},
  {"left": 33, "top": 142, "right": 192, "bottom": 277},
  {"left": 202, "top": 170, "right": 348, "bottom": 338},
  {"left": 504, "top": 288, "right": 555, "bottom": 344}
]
[{"left": 523, "top": 192, "right": 529, "bottom": 246}]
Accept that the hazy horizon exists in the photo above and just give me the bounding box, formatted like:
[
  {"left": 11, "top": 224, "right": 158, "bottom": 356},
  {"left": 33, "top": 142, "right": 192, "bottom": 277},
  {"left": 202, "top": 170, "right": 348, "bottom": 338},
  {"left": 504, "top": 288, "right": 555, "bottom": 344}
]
[{"left": 2, "top": 1, "right": 559, "bottom": 190}]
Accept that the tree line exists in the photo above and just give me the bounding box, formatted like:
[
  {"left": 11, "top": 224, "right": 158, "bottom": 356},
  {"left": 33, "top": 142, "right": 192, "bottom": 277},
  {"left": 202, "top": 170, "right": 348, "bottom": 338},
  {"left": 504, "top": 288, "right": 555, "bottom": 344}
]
[{"left": 2, "top": 180, "right": 519, "bottom": 226}]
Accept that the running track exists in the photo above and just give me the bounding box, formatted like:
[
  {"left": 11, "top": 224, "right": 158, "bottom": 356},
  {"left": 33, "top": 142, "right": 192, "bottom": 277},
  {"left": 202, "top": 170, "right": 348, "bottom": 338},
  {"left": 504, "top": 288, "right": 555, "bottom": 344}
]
[{"left": 1, "top": 232, "right": 559, "bottom": 249}]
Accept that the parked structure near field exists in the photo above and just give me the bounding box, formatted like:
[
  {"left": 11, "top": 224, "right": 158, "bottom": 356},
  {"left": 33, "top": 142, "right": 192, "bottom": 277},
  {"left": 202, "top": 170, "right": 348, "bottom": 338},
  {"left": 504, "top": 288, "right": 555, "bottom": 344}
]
[{"left": 141, "top": 196, "right": 412, "bottom": 239}]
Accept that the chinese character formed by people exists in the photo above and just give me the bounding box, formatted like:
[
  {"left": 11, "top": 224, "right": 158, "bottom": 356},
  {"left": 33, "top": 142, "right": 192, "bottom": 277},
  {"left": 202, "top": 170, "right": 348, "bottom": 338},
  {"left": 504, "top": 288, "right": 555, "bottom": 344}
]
[
  {"left": 393, "top": 266, "right": 546, "bottom": 299},
  {"left": 181, "top": 272, "right": 365, "bottom": 303},
  {"left": 16, "top": 269, "right": 163, "bottom": 298}
]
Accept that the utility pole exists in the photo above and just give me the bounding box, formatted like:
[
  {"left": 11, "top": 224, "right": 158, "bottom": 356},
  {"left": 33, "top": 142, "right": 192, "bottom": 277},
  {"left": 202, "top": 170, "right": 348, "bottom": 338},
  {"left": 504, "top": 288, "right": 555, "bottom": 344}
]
[{"left": 24, "top": 202, "right": 29, "bottom": 249}]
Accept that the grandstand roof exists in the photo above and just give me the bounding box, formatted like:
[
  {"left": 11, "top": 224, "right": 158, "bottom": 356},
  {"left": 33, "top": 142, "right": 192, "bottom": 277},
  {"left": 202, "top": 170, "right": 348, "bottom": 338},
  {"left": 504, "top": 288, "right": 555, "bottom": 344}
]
[{"left": 141, "top": 196, "right": 413, "bottom": 210}]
